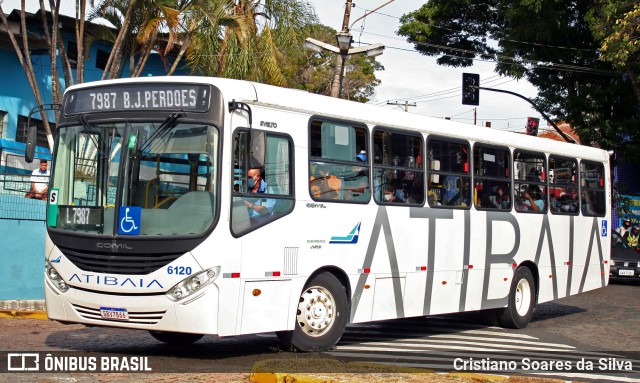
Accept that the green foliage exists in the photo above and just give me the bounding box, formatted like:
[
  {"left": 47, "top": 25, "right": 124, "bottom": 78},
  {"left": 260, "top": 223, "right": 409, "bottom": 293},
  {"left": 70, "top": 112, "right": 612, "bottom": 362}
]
[
  {"left": 279, "top": 24, "right": 383, "bottom": 102},
  {"left": 398, "top": 0, "right": 640, "bottom": 159},
  {"left": 186, "top": 2, "right": 382, "bottom": 102},
  {"left": 588, "top": 1, "right": 639, "bottom": 69},
  {"left": 187, "top": 0, "right": 317, "bottom": 86}
]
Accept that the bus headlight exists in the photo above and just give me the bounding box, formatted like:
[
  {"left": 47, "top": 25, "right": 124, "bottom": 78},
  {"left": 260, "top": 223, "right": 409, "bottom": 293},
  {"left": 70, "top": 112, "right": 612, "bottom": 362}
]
[
  {"left": 45, "top": 261, "right": 69, "bottom": 292},
  {"left": 166, "top": 267, "right": 220, "bottom": 302}
]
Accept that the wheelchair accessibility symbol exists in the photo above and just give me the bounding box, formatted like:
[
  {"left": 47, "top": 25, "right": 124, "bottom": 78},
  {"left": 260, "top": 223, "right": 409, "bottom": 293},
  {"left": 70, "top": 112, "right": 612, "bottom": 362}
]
[{"left": 118, "top": 206, "right": 141, "bottom": 235}]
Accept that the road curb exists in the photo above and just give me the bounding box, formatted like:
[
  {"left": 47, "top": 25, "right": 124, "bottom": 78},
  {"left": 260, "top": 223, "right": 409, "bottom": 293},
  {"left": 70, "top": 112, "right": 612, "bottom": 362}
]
[{"left": 0, "top": 310, "right": 48, "bottom": 320}]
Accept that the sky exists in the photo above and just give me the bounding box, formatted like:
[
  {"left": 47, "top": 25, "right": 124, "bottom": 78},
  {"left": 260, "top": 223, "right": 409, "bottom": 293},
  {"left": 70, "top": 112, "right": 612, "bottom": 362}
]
[
  {"left": 2, "top": 0, "right": 544, "bottom": 133},
  {"left": 308, "top": 0, "right": 545, "bottom": 133}
]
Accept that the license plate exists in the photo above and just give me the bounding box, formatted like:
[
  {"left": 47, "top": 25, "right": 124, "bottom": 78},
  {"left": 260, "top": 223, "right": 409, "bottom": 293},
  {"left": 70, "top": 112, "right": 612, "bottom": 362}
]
[
  {"left": 618, "top": 269, "right": 635, "bottom": 276},
  {"left": 100, "top": 307, "right": 129, "bottom": 320}
]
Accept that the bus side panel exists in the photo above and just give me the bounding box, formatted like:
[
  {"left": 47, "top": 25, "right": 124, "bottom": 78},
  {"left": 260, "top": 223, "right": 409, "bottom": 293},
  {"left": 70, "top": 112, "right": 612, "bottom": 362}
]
[
  {"left": 240, "top": 280, "right": 291, "bottom": 334},
  {"left": 350, "top": 274, "right": 375, "bottom": 323},
  {"left": 562, "top": 216, "right": 609, "bottom": 299}
]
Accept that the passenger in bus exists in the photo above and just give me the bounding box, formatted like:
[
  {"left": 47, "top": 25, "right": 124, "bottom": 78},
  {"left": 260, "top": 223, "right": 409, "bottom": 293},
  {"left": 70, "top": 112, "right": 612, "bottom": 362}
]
[
  {"left": 487, "top": 184, "right": 510, "bottom": 209},
  {"left": 346, "top": 152, "right": 369, "bottom": 197},
  {"left": 516, "top": 185, "right": 545, "bottom": 212},
  {"left": 383, "top": 184, "right": 402, "bottom": 204},
  {"left": 244, "top": 167, "right": 275, "bottom": 219},
  {"left": 310, "top": 164, "right": 342, "bottom": 199},
  {"left": 526, "top": 167, "right": 543, "bottom": 182}
]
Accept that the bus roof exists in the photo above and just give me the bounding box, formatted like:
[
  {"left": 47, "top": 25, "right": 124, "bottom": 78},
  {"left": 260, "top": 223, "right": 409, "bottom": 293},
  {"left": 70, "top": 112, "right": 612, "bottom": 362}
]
[{"left": 66, "top": 76, "right": 609, "bottom": 164}]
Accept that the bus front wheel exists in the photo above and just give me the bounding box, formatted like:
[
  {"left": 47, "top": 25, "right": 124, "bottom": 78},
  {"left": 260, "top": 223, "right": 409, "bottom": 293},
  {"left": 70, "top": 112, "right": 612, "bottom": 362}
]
[
  {"left": 149, "top": 331, "right": 204, "bottom": 345},
  {"left": 277, "top": 272, "right": 348, "bottom": 352},
  {"left": 498, "top": 266, "right": 536, "bottom": 329}
]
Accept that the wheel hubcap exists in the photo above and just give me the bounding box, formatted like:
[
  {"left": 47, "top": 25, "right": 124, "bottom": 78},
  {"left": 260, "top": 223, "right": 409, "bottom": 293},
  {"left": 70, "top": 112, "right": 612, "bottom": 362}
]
[
  {"left": 296, "top": 286, "right": 335, "bottom": 337},
  {"left": 515, "top": 278, "right": 532, "bottom": 316}
]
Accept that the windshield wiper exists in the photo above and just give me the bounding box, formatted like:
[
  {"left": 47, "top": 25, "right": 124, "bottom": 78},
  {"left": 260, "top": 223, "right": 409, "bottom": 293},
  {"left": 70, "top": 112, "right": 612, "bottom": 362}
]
[
  {"left": 139, "top": 111, "right": 185, "bottom": 154},
  {"left": 77, "top": 114, "right": 100, "bottom": 151}
]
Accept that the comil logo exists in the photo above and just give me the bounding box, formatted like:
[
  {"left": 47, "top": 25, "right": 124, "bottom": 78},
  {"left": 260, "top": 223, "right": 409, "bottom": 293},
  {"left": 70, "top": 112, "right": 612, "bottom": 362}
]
[
  {"left": 7, "top": 353, "right": 40, "bottom": 371},
  {"left": 97, "top": 242, "right": 133, "bottom": 252}
]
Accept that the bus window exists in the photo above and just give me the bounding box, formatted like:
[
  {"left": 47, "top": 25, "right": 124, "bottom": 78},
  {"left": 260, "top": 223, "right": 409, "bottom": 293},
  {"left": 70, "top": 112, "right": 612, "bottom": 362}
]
[
  {"left": 231, "top": 130, "right": 294, "bottom": 235},
  {"left": 372, "top": 128, "right": 424, "bottom": 205},
  {"left": 309, "top": 119, "right": 369, "bottom": 202},
  {"left": 580, "top": 161, "right": 606, "bottom": 217},
  {"left": 513, "top": 151, "right": 547, "bottom": 213},
  {"left": 549, "top": 156, "right": 578, "bottom": 214},
  {"left": 427, "top": 138, "right": 470, "bottom": 208},
  {"left": 473, "top": 145, "right": 511, "bottom": 210}
]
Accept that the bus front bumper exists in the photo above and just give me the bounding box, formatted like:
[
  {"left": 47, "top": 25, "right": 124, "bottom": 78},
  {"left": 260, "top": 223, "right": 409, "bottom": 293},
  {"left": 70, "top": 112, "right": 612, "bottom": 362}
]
[{"left": 44, "top": 277, "right": 219, "bottom": 335}]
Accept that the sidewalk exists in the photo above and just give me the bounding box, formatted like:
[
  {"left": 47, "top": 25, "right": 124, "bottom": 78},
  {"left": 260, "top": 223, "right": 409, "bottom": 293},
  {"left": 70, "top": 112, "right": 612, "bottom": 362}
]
[{"left": 0, "top": 299, "right": 47, "bottom": 320}]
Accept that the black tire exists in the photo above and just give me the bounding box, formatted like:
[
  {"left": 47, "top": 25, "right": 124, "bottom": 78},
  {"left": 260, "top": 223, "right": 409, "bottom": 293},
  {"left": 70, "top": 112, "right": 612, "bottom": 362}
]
[
  {"left": 277, "top": 272, "right": 348, "bottom": 352},
  {"left": 149, "top": 331, "right": 204, "bottom": 345},
  {"left": 498, "top": 267, "right": 536, "bottom": 329}
]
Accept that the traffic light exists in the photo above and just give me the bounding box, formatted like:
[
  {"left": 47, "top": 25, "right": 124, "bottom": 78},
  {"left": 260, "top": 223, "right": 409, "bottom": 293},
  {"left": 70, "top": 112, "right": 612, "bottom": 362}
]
[
  {"left": 526, "top": 117, "right": 539, "bottom": 136},
  {"left": 462, "top": 73, "right": 480, "bottom": 105}
]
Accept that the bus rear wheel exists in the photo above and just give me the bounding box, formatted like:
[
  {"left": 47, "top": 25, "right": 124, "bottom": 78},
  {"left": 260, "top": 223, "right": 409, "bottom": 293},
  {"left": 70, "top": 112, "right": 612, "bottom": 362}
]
[
  {"left": 277, "top": 272, "right": 348, "bottom": 352},
  {"left": 498, "top": 266, "right": 536, "bottom": 329},
  {"left": 149, "top": 331, "right": 204, "bottom": 345}
]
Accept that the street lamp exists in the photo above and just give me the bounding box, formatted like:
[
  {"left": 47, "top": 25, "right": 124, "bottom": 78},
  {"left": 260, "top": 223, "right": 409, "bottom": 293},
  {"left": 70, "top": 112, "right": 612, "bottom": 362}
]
[
  {"left": 335, "top": 32, "right": 353, "bottom": 99},
  {"left": 336, "top": 32, "right": 352, "bottom": 52},
  {"left": 304, "top": 35, "right": 384, "bottom": 98},
  {"left": 304, "top": 0, "right": 392, "bottom": 98}
]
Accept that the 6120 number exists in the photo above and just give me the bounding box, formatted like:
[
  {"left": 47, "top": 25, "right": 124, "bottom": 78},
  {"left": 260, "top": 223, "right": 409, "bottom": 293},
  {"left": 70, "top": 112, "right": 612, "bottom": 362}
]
[{"left": 167, "top": 266, "right": 192, "bottom": 275}]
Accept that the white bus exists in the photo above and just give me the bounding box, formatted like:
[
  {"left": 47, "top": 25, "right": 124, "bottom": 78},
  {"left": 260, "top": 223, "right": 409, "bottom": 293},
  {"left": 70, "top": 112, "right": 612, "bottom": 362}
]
[{"left": 35, "top": 76, "right": 611, "bottom": 351}]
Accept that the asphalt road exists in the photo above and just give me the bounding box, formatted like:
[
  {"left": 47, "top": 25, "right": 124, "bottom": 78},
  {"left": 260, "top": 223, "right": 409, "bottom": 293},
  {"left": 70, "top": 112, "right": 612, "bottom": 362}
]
[{"left": 0, "top": 281, "right": 638, "bottom": 382}]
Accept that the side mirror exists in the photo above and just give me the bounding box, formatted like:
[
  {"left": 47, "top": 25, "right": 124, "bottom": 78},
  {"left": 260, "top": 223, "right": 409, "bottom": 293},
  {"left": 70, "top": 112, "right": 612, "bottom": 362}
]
[
  {"left": 25, "top": 125, "right": 38, "bottom": 163},
  {"left": 250, "top": 129, "right": 265, "bottom": 169}
]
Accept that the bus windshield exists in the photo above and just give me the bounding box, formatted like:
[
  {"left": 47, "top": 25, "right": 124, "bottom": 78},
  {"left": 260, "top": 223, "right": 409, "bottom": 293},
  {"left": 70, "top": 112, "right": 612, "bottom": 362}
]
[{"left": 51, "top": 121, "right": 219, "bottom": 236}]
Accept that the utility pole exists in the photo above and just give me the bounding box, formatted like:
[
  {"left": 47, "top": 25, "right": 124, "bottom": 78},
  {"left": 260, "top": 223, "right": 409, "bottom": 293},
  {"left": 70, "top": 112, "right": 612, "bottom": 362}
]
[
  {"left": 387, "top": 100, "right": 417, "bottom": 112},
  {"left": 304, "top": 1, "right": 386, "bottom": 99},
  {"left": 330, "top": 0, "right": 353, "bottom": 98}
]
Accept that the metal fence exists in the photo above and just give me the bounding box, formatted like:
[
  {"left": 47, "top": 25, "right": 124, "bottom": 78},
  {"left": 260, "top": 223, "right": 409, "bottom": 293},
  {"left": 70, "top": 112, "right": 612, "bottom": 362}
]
[{"left": 0, "top": 151, "right": 47, "bottom": 221}]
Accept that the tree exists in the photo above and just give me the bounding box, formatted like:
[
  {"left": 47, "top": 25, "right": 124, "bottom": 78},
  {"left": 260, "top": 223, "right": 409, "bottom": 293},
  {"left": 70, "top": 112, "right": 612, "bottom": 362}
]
[
  {"left": 397, "top": 0, "right": 640, "bottom": 159},
  {"left": 88, "top": 0, "right": 186, "bottom": 79},
  {"left": 0, "top": 0, "right": 212, "bottom": 152},
  {"left": 280, "top": 24, "right": 383, "bottom": 102},
  {"left": 588, "top": 1, "right": 640, "bottom": 103},
  {"left": 0, "top": 1, "right": 61, "bottom": 149},
  {"left": 187, "top": 0, "right": 316, "bottom": 86}
]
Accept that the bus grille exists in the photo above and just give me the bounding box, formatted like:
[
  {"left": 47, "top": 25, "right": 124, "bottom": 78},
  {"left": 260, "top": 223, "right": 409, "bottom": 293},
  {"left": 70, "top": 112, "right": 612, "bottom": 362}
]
[
  {"left": 60, "top": 247, "right": 182, "bottom": 275},
  {"left": 72, "top": 304, "right": 165, "bottom": 325}
]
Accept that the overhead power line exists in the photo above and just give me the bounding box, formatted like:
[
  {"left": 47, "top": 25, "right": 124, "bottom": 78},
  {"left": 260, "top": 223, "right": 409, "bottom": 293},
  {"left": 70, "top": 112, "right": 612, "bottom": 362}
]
[
  {"left": 360, "top": 30, "right": 617, "bottom": 76},
  {"left": 351, "top": 3, "right": 594, "bottom": 53}
]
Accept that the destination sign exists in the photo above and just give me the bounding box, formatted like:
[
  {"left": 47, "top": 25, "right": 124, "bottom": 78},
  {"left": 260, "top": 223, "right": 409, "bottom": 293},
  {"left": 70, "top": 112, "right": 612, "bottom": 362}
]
[{"left": 64, "top": 84, "right": 211, "bottom": 115}]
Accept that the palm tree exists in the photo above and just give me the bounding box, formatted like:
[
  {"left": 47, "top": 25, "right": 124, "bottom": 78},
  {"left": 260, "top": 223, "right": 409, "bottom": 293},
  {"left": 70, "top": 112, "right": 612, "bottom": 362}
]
[
  {"left": 187, "top": 0, "right": 317, "bottom": 86},
  {"left": 167, "top": 0, "right": 245, "bottom": 75},
  {"left": 90, "top": 0, "right": 184, "bottom": 79}
]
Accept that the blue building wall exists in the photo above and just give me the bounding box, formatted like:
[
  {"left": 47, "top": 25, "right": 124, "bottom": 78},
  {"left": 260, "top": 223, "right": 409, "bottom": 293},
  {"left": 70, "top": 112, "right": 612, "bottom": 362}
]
[
  {"left": 0, "top": 207, "right": 45, "bottom": 300},
  {"left": 0, "top": 30, "right": 188, "bottom": 142},
  {"left": 0, "top": 19, "right": 189, "bottom": 301}
]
